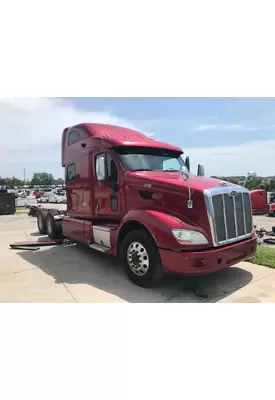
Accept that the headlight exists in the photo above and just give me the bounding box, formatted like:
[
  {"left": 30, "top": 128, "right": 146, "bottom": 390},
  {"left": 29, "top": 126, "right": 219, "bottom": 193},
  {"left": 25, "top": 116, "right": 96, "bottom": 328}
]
[{"left": 171, "top": 229, "right": 208, "bottom": 244}]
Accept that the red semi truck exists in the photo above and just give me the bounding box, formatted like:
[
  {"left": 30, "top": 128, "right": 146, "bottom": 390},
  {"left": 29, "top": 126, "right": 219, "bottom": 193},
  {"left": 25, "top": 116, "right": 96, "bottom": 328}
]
[
  {"left": 36, "top": 123, "right": 257, "bottom": 287},
  {"left": 250, "top": 189, "right": 275, "bottom": 216}
]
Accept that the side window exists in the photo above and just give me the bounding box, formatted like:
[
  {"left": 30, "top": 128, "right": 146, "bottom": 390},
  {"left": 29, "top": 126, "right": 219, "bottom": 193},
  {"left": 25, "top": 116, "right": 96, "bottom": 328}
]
[
  {"left": 68, "top": 130, "right": 81, "bottom": 146},
  {"left": 163, "top": 158, "right": 180, "bottom": 171},
  {"left": 106, "top": 152, "right": 118, "bottom": 183},
  {"left": 66, "top": 163, "right": 76, "bottom": 183}
]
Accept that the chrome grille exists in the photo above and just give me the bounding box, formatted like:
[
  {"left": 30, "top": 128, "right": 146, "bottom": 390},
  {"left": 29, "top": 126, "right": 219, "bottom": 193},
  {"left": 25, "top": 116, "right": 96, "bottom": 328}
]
[{"left": 204, "top": 187, "right": 253, "bottom": 247}]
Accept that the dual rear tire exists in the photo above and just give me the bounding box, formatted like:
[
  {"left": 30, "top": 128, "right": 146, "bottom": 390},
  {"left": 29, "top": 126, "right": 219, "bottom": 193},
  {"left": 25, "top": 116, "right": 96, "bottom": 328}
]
[{"left": 37, "top": 209, "right": 63, "bottom": 239}]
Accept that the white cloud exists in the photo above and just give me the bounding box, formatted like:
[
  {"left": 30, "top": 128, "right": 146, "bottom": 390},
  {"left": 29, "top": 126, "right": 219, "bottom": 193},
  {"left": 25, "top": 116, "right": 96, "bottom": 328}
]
[
  {"left": 195, "top": 123, "right": 275, "bottom": 132},
  {"left": 195, "top": 124, "right": 243, "bottom": 131},
  {"left": 0, "top": 98, "right": 152, "bottom": 179},
  {"left": 184, "top": 139, "right": 275, "bottom": 177},
  {"left": 1, "top": 98, "right": 274, "bottom": 180}
]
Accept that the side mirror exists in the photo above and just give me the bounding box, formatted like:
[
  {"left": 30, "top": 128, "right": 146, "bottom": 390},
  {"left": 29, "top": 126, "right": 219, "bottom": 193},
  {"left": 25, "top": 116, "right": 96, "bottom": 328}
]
[
  {"left": 185, "top": 156, "right": 190, "bottom": 172},
  {"left": 197, "top": 164, "right": 205, "bottom": 177},
  {"left": 96, "top": 156, "right": 106, "bottom": 181}
]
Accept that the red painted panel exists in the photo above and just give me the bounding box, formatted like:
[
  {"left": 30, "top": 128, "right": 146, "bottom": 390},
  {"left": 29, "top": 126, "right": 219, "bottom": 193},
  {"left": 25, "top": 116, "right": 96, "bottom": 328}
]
[
  {"left": 62, "top": 217, "right": 86, "bottom": 243},
  {"left": 160, "top": 233, "right": 257, "bottom": 275}
]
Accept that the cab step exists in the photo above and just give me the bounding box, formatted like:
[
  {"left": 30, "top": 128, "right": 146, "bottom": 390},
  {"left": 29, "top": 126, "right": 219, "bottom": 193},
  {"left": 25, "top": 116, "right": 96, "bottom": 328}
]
[{"left": 89, "top": 243, "right": 110, "bottom": 252}]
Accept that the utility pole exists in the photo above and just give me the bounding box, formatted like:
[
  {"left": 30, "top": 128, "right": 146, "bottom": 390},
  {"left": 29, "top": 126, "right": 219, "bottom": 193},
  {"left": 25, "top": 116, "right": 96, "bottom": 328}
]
[{"left": 23, "top": 166, "right": 26, "bottom": 186}]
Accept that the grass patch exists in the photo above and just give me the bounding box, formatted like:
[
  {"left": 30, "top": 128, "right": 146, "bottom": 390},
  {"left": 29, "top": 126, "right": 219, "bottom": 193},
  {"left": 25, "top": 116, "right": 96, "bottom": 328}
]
[
  {"left": 16, "top": 209, "right": 29, "bottom": 214},
  {"left": 250, "top": 246, "right": 275, "bottom": 268}
]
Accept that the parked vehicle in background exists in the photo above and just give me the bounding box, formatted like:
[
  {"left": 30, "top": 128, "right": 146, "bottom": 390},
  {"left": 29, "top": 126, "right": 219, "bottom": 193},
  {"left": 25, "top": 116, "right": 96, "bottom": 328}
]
[
  {"left": 33, "top": 191, "right": 42, "bottom": 199},
  {"left": 250, "top": 189, "right": 275, "bottom": 216},
  {"left": 36, "top": 123, "right": 257, "bottom": 288},
  {"left": 47, "top": 188, "right": 66, "bottom": 203},
  {"left": 37, "top": 196, "right": 48, "bottom": 203}
]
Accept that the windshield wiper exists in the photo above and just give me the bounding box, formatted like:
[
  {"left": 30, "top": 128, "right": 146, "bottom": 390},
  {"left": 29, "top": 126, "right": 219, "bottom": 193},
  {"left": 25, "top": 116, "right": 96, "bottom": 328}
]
[
  {"left": 162, "top": 169, "right": 180, "bottom": 172},
  {"left": 131, "top": 169, "right": 154, "bottom": 171}
]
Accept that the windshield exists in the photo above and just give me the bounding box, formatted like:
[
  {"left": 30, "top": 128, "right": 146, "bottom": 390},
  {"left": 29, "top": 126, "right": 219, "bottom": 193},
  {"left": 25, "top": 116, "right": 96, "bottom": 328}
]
[{"left": 114, "top": 146, "right": 187, "bottom": 173}]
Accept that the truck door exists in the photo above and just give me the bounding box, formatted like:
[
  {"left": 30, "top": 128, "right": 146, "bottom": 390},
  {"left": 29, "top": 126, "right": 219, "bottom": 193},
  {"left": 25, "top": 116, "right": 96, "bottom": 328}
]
[{"left": 94, "top": 151, "right": 124, "bottom": 219}]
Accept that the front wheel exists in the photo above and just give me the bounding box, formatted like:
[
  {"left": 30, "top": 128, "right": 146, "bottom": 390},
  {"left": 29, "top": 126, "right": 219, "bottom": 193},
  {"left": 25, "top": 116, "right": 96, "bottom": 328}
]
[{"left": 120, "top": 230, "right": 165, "bottom": 288}]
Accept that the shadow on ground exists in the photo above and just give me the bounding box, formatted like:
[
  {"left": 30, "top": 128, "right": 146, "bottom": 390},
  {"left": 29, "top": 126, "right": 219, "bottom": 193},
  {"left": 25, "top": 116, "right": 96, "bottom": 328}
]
[{"left": 16, "top": 238, "right": 253, "bottom": 303}]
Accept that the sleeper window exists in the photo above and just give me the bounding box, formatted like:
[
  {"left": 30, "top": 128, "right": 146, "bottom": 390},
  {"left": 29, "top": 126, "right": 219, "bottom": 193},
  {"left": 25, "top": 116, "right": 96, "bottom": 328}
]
[{"left": 68, "top": 131, "right": 81, "bottom": 146}]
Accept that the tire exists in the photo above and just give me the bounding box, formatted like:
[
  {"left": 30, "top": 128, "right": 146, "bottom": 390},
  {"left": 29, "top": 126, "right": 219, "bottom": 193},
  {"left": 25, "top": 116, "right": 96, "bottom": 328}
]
[
  {"left": 46, "top": 212, "right": 63, "bottom": 239},
  {"left": 263, "top": 238, "right": 275, "bottom": 245},
  {"left": 120, "top": 229, "right": 165, "bottom": 288},
  {"left": 37, "top": 209, "right": 48, "bottom": 234}
]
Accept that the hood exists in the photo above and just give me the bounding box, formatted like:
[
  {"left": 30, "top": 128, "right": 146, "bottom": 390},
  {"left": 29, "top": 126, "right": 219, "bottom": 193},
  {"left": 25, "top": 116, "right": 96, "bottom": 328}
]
[
  {"left": 126, "top": 171, "right": 237, "bottom": 192},
  {"left": 124, "top": 171, "right": 240, "bottom": 242}
]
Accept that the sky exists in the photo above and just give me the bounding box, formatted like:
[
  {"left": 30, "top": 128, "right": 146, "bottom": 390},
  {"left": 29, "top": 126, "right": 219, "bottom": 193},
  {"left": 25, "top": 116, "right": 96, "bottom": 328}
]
[{"left": 1, "top": 97, "right": 275, "bottom": 180}]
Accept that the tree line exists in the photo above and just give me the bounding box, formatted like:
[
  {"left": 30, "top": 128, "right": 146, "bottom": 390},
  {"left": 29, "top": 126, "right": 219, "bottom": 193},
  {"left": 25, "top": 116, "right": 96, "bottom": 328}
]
[
  {"left": 212, "top": 176, "right": 275, "bottom": 191},
  {"left": 1, "top": 172, "right": 275, "bottom": 191},
  {"left": 0, "top": 172, "right": 64, "bottom": 187}
]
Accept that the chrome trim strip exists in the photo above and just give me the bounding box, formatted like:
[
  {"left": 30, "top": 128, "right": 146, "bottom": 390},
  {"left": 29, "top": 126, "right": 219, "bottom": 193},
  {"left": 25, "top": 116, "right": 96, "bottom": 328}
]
[
  {"left": 222, "top": 194, "right": 228, "bottom": 241},
  {"left": 241, "top": 193, "right": 247, "bottom": 235},
  {"left": 233, "top": 196, "right": 238, "bottom": 238},
  {"left": 203, "top": 191, "right": 218, "bottom": 246},
  {"left": 204, "top": 185, "right": 250, "bottom": 196}
]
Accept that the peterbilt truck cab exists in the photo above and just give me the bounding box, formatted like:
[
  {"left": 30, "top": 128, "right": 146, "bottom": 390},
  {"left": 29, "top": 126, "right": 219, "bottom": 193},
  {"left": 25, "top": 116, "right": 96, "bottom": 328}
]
[{"left": 37, "top": 123, "right": 257, "bottom": 288}]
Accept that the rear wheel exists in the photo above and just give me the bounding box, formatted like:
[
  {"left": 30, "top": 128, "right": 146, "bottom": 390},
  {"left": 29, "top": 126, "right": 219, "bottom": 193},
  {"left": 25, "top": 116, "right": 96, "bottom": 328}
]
[
  {"left": 120, "top": 230, "right": 165, "bottom": 288},
  {"left": 46, "top": 212, "right": 63, "bottom": 239},
  {"left": 37, "top": 209, "right": 48, "bottom": 234}
]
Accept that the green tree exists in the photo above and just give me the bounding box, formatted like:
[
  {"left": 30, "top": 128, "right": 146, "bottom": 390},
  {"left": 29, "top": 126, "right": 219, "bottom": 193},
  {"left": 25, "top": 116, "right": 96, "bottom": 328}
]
[
  {"left": 211, "top": 176, "right": 242, "bottom": 185},
  {"left": 6, "top": 176, "right": 24, "bottom": 187},
  {"left": 55, "top": 177, "right": 65, "bottom": 185},
  {"left": 244, "top": 178, "right": 263, "bottom": 190},
  {"left": 0, "top": 176, "right": 24, "bottom": 187},
  {"left": 266, "top": 180, "right": 275, "bottom": 191},
  {"left": 31, "top": 172, "right": 55, "bottom": 186}
]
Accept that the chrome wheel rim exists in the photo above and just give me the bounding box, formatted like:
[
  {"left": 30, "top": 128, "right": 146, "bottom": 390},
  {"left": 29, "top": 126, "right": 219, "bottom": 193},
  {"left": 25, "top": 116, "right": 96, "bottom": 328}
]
[{"left": 127, "top": 241, "right": 149, "bottom": 276}]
